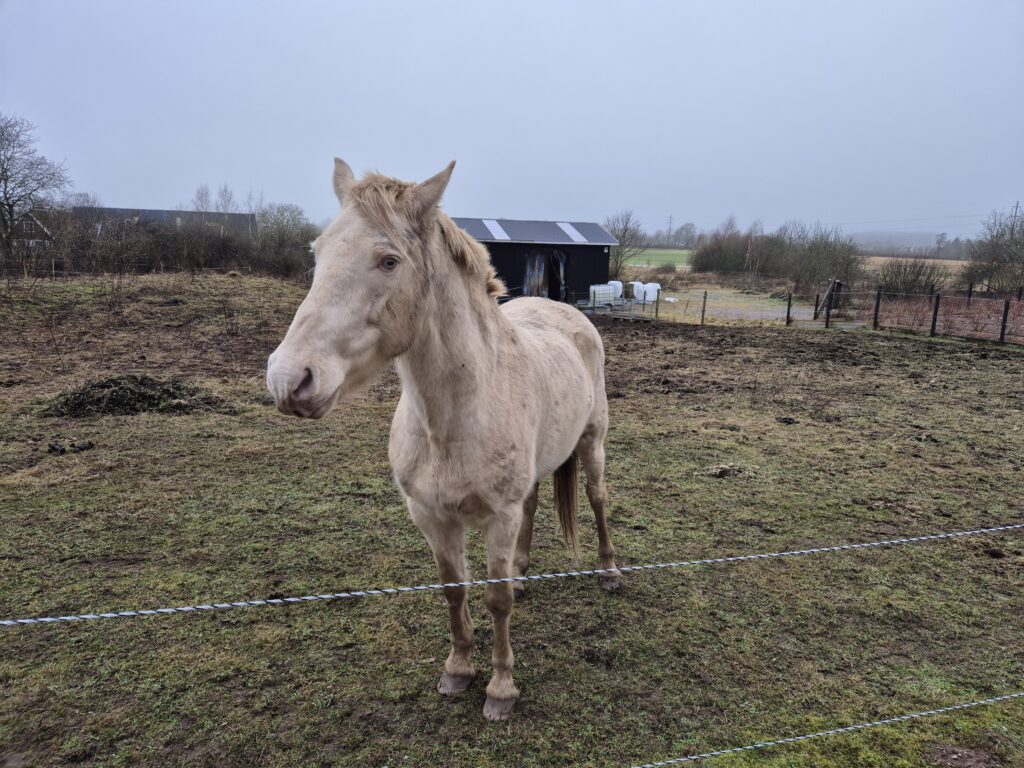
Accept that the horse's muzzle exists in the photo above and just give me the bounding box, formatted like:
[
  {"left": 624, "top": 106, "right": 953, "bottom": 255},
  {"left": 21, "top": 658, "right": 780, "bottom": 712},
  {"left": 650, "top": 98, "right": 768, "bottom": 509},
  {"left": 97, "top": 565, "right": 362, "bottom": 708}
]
[{"left": 266, "top": 353, "right": 332, "bottom": 419}]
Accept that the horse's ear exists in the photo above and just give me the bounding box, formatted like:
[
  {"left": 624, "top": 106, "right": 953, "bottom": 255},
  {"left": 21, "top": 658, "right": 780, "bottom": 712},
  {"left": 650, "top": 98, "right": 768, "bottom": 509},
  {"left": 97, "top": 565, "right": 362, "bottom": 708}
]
[
  {"left": 409, "top": 161, "right": 455, "bottom": 221},
  {"left": 333, "top": 158, "right": 355, "bottom": 205}
]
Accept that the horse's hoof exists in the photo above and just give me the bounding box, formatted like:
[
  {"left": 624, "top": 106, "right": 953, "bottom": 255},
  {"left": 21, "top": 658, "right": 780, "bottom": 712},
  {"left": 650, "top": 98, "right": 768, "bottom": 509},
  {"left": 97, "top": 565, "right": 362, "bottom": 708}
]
[
  {"left": 483, "top": 695, "right": 517, "bottom": 721},
  {"left": 438, "top": 670, "right": 474, "bottom": 697},
  {"left": 600, "top": 574, "right": 622, "bottom": 592}
]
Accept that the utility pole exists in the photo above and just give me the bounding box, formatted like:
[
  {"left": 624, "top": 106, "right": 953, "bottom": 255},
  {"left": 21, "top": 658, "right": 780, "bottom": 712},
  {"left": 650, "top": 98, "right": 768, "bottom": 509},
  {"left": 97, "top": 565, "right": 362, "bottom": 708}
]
[
  {"left": 1011, "top": 200, "right": 1020, "bottom": 237},
  {"left": 667, "top": 215, "right": 673, "bottom": 247}
]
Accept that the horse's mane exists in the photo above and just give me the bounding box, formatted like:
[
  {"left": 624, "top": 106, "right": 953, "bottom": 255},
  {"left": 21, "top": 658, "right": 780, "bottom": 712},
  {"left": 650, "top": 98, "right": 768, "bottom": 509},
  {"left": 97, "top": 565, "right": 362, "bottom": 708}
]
[{"left": 351, "top": 173, "right": 506, "bottom": 300}]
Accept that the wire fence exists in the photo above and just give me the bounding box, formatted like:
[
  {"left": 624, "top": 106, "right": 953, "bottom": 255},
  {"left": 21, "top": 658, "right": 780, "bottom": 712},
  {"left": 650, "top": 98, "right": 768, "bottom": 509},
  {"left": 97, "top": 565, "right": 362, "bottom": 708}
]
[
  {"left": 4, "top": 521, "right": 1021, "bottom": 627},
  {"left": 632, "top": 691, "right": 1024, "bottom": 766},
  {"left": 5, "top": 519, "right": 1024, "bottom": 765},
  {"left": 4, "top": 520, "right": 1019, "bottom": 765},
  {"left": 573, "top": 283, "right": 1024, "bottom": 345}
]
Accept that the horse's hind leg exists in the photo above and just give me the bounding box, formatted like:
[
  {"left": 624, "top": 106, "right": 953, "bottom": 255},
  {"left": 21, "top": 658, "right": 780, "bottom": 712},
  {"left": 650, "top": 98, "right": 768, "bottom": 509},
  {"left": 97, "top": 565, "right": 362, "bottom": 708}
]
[
  {"left": 577, "top": 426, "right": 620, "bottom": 591},
  {"left": 511, "top": 482, "right": 539, "bottom": 600}
]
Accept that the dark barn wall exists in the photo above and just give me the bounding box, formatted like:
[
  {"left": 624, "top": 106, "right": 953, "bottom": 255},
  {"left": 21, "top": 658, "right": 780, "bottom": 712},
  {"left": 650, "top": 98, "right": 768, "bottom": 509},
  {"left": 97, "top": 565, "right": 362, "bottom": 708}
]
[{"left": 482, "top": 242, "right": 610, "bottom": 300}]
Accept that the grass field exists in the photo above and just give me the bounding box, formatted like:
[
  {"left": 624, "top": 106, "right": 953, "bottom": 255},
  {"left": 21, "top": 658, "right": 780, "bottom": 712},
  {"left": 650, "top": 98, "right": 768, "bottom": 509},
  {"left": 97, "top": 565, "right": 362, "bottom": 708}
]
[
  {"left": 633, "top": 248, "right": 693, "bottom": 268},
  {"left": 2, "top": 275, "right": 1023, "bottom": 767},
  {"left": 865, "top": 256, "right": 970, "bottom": 275}
]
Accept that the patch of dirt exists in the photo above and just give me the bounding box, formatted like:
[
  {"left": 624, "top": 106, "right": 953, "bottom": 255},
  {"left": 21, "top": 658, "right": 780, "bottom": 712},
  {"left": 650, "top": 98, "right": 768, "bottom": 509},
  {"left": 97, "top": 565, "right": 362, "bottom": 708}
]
[
  {"left": 928, "top": 744, "right": 1004, "bottom": 767},
  {"left": 694, "top": 463, "right": 757, "bottom": 478},
  {"left": 41, "top": 375, "right": 236, "bottom": 417}
]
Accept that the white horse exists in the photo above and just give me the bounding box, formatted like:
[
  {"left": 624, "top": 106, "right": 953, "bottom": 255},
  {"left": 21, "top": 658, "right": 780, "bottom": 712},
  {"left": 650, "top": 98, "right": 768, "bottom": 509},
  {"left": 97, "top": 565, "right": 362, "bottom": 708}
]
[{"left": 267, "top": 159, "right": 619, "bottom": 720}]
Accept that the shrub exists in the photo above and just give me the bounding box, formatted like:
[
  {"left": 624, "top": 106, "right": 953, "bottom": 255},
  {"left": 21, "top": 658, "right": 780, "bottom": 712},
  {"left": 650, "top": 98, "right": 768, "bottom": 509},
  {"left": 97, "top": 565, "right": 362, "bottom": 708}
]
[
  {"left": 879, "top": 257, "right": 951, "bottom": 296},
  {"left": 691, "top": 219, "right": 864, "bottom": 292}
]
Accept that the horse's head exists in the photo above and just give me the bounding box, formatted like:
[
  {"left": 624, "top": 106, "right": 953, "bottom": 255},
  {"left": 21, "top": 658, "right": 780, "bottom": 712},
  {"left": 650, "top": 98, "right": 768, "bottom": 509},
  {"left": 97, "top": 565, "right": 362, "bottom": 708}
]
[{"left": 266, "top": 158, "right": 453, "bottom": 418}]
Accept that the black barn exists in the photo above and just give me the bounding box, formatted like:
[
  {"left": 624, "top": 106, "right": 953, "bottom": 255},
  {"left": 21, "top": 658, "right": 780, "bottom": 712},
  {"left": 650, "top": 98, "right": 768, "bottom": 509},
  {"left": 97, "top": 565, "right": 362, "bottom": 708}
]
[{"left": 452, "top": 217, "right": 616, "bottom": 301}]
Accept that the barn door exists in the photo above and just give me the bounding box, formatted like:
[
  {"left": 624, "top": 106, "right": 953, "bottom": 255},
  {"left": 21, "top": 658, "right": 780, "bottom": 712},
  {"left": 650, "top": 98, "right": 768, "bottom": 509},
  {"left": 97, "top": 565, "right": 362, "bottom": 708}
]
[
  {"left": 523, "top": 251, "right": 548, "bottom": 297},
  {"left": 523, "top": 249, "right": 568, "bottom": 300}
]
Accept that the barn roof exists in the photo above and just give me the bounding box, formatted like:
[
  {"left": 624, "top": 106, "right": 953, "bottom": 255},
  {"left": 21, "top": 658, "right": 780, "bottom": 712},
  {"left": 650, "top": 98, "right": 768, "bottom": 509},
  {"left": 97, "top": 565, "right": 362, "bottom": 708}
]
[{"left": 452, "top": 217, "right": 618, "bottom": 246}]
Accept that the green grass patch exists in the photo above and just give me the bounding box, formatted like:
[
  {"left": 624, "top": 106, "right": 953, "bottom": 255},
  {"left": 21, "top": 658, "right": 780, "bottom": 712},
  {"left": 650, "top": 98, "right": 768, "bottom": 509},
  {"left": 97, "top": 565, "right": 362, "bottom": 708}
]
[{"left": 634, "top": 248, "right": 693, "bottom": 268}]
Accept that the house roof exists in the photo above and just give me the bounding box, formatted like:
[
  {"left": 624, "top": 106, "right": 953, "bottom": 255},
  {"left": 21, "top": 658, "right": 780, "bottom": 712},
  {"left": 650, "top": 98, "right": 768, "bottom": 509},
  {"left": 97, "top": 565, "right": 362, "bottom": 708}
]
[
  {"left": 72, "top": 207, "right": 256, "bottom": 235},
  {"left": 14, "top": 211, "right": 54, "bottom": 239},
  {"left": 451, "top": 218, "right": 618, "bottom": 246}
]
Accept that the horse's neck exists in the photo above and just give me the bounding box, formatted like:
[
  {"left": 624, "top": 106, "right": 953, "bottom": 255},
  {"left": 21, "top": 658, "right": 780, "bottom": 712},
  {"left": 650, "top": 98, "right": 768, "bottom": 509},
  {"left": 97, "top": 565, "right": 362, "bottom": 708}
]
[{"left": 395, "top": 275, "right": 508, "bottom": 440}]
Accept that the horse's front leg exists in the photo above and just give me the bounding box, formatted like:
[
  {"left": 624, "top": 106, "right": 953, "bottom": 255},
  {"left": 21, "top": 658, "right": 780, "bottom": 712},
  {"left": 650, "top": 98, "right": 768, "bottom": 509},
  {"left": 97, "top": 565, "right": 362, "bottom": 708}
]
[
  {"left": 411, "top": 506, "right": 475, "bottom": 697},
  {"left": 481, "top": 512, "right": 521, "bottom": 720}
]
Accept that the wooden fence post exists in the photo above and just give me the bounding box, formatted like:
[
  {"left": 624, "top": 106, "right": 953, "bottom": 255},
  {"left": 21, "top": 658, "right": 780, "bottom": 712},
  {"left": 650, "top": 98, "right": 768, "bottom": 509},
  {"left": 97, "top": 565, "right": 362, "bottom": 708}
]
[
  {"left": 1017, "top": 286, "right": 1023, "bottom": 302},
  {"left": 700, "top": 290, "right": 708, "bottom": 326},
  {"left": 966, "top": 282, "right": 973, "bottom": 304},
  {"left": 1000, "top": 299, "right": 1011, "bottom": 343},
  {"left": 873, "top": 286, "right": 882, "bottom": 330},
  {"left": 813, "top": 293, "right": 820, "bottom": 320},
  {"left": 824, "top": 288, "right": 834, "bottom": 328},
  {"left": 655, "top": 290, "right": 659, "bottom": 321},
  {"left": 785, "top": 292, "right": 792, "bottom": 326},
  {"left": 930, "top": 293, "right": 941, "bottom": 337}
]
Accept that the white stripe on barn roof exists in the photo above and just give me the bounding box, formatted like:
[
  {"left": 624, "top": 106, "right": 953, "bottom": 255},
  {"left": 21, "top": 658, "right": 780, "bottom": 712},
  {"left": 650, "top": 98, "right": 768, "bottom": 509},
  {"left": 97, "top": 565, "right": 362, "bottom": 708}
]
[
  {"left": 556, "top": 222, "right": 587, "bottom": 243},
  {"left": 482, "top": 219, "right": 511, "bottom": 240}
]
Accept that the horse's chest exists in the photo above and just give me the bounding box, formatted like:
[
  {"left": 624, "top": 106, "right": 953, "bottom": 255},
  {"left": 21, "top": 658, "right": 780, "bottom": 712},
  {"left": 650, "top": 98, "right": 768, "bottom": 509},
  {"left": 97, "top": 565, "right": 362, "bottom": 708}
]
[{"left": 390, "top": 433, "right": 530, "bottom": 514}]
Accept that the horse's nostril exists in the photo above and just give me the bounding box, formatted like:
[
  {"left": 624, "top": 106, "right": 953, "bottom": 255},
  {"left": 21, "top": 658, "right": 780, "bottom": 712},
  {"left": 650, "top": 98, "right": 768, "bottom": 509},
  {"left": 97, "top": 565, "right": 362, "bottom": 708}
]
[{"left": 293, "top": 367, "right": 316, "bottom": 400}]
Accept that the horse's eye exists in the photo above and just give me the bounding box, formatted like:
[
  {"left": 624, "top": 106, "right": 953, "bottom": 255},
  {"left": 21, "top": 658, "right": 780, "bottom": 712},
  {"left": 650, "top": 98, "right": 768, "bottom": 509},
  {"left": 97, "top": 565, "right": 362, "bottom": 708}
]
[{"left": 380, "top": 256, "right": 399, "bottom": 272}]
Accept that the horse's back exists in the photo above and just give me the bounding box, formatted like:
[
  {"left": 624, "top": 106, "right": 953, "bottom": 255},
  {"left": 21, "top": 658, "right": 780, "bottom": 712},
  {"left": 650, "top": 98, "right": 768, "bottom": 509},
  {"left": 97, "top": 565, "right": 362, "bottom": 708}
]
[{"left": 500, "top": 297, "right": 605, "bottom": 387}]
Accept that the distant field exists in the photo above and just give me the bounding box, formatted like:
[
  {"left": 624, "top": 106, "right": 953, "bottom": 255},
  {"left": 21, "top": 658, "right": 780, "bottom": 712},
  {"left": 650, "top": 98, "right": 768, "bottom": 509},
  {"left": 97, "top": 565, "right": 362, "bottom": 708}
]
[
  {"left": 634, "top": 248, "right": 693, "bottom": 268},
  {"left": 866, "top": 255, "right": 969, "bottom": 273}
]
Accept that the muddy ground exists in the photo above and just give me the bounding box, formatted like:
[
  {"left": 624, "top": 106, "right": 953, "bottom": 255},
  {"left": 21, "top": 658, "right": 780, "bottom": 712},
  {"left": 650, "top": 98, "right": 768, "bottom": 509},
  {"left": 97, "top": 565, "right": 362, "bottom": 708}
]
[{"left": 1, "top": 275, "right": 1023, "bottom": 767}]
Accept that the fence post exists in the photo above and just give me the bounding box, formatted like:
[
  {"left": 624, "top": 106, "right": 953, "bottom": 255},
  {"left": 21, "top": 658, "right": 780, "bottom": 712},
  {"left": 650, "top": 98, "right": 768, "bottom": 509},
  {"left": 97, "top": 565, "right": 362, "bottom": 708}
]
[
  {"left": 929, "top": 283, "right": 935, "bottom": 297},
  {"left": 785, "top": 292, "right": 792, "bottom": 326},
  {"left": 1017, "top": 286, "right": 1022, "bottom": 302},
  {"left": 700, "top": 290, "right": 708, "bottom": 326},
  {"left": 873, "top": 286, "right": 882, "bottom": 330},
  {"left": 824, "top": 288, "right": 834, "bottom": 328},
  {"left": 813, "top": 293, "right": 820, "bottom": 320},
  {"left": 930, "top": 293, "right": 941, "bottom": 337},
  {"left": 1000, "top": 299, "right": 1011, "bottom": 343},
  {"left": 967, "top": 282, "right": 973, "bottom": 305},
  {"left": 655, "top": 290, "right": 659, "bottom": 321}
]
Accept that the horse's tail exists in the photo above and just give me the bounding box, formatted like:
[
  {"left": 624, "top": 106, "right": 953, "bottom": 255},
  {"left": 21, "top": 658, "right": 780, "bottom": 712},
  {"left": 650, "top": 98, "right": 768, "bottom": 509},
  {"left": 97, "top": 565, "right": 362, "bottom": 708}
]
[{"left": 553, "top": 452, "right": 579, "bottom": 555}]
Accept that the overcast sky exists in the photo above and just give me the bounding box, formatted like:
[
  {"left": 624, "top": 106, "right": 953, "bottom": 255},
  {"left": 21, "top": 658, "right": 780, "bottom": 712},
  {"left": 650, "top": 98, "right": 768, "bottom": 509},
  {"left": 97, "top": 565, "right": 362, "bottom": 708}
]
[{"left": 2, "top": 1, "right": 1022, "bottom": 236}]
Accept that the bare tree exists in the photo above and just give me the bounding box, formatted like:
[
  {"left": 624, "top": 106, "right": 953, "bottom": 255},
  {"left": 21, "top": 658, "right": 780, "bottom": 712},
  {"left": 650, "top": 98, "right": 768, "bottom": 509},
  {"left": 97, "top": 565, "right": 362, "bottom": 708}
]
[
  {"left": 256, "top": 202, "right": 319, "bottom": 278},
  {"left": 245, "top": 188, "right": 265, "bottom": 240},
  {"left": 192, "top": 183, "right": 211, "bottom": 218},
  {"left": 604, "top": 209, "right": 647, "bottom": 279},
  {"left": 61, "top": 190, "right": 103, "bottom": 209},
  {"left": 965, "top": 209, "right": 1024, "bottom": 291},
  {"left": 215, "top": 182, "right": 236, "bottom": 218},
  {"left": 743, "top": 219, "right": 765, "bottom": 282},
  {"left": 0, "top": 113, "right": 71, "bottom": 262}
]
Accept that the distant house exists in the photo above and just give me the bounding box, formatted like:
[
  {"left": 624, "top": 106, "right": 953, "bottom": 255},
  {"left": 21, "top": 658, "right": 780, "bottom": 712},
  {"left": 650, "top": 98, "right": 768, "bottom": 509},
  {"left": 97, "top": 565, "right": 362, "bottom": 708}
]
[
  {"left": 72, "top": 206, "right": 257, "bottom": 239},
  {"left": 452, "top": 217, "right": 617, "bottom": 301},
  {"left": 10, "top": 211, "right": 55, "bottom": 250}
]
